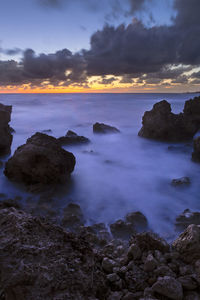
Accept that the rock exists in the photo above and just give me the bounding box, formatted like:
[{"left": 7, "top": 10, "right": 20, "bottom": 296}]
[
  {"left": 184, "top": 291, "right": 200, "bottom": 300},
  {"left": 144, "top": 254, "right": 157, "bottom": 272},
  {"left": 107, "top": 273, "right": 120, "bottom": 283},
  {"left": 192, "top": 136, "right": 200, "bottom": 162},
  {"left": 168, "top": 144, "right": 192, "bottom": 154},
  {"left": 61, "top": 203, "right": 85, "bottom": 230},
  {"left": 0, "top": 198, "right": 21, "bottom": 209},
  {"left": 171, "top": 177, "right": 190, "bottom": 187},
  {"left": 107, "top": 292, "right": 123, "bottom": 300},
  {"left": 4, "top": 132, "right": 76, "bottom": 188},
  {"left": 125, "top": 211, "right": 148, "bottom": 231},
  {"left": 0, "top": 103, "right": 13, "bottom": 155},
  {"left": 0, "top": 160, "right": 3, "bottom": 168},
  {"left": 131, "top": 232, "right": 170, "bottom": 253},
  {"left": 184, "top": 96, "right": 200, "bottom": 123},
  {"left": 93, "top": 122, "right": 120, "bottom": 134},
  {"left": 9, "top": 126, "right": 15, "bottom": 133},
  {"left": 110, "top": 219, "right": 135, "bottom": 240},
  {"left": 154, "top": 265, "right": 176, "bottom": 277},
  {"left": 122, "top": 292, "right": 135, "bottom": 300},
  {"left": 173, "top": 224, "right": 200, "bottom": 263},
  {"left": 177, "top": 275, "right": 198, "bottom": 290},
  {"left": 175, "top": 209, "right": 200, "bottom": 231},
  {"left": 58, "top": 130, "right": 90, "bottom": 146},
  {"left": 127, "top": 243, "right": 142, "bottom": 260},
  {"left": 0, "top": 207, "right": 108, "bottom": 300},
  {"left": 138, "top": 100, "right": 198, "bottom": 142},
  {"left": 152, "top": 276, "right": 183, "bottom": 300},
  {"left": 102, "top": 257, "right": 117, "bottom": 273}
]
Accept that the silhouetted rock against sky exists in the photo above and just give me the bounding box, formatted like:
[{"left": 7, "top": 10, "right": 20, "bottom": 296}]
[{"left": 138, "top": 96, "right": 200, "bottom": 142}]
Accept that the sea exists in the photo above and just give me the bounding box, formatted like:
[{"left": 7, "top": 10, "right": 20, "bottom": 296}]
[{"left": 0, "top": 93, "right": 200, "bottom": 240}]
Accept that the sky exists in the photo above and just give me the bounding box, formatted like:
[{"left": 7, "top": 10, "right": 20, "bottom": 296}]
[{"left": 0, "top": 0, "right": 200, "bottom": 93}]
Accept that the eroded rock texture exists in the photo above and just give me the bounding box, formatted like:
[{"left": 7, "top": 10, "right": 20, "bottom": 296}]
[{"left": 0, "top": 103, "right": 13, "bottom": 155}]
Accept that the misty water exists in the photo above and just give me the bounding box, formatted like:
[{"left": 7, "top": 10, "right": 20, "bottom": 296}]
[{"left": 0, "top": 93, "right": 200, "bottom": 240}]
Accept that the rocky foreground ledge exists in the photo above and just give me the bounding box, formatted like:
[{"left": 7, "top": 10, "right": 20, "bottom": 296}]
[{"left": 1, "top": 206, "right": 200, "bottom": 300}]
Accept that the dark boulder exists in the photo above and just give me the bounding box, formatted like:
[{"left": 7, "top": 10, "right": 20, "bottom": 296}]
[
  {"left": 131, "top": 232, "right": 170, "bottom": 253},
  {"left": 58, "top": 130, "right": 90, "bottom": 146},
  {"left": 175, "top": 209, "right": 200, "bottom": 231},
  {"left": 192, "top": 136, "right": 200, "bottom": 162},
  {"left": 93, "top": 122, "right": 120, "bottom": 134},
  {"left": 173, "top": 224, "right": 200, "bottom": 263},
  {"left": 171, "top": 177, "right": 191, "bottom": 187},
  {"left": 4, "top": 132, "right": 76, "bottom": 187},
  {"left": 125, "top": 211, "right": 148, "bottom": 232},
  {"left": 184, "top": 96, "right": 200, "bottom": 125},
  {"left": 0, "top": 103, "right": 13, "bottom": 155},
  {"left": 138, "top": 100, "right": 198, "bottom": 142},
  {"left": 61, "top": 203, "right": 85, "bottom": 230},
  {"left": 110, "top": 219, "right": 135, "bottom": 240}
]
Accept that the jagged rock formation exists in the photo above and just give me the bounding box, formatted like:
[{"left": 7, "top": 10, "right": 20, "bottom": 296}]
[
  {"left": 0, "top": 103, "right": 13, "bottom": 155},
  {"left": 58, "top": 130, "right": 90, "bottom": 146},
  {"left": 138, "top": 97, "right": 200, "bottom": 142}
]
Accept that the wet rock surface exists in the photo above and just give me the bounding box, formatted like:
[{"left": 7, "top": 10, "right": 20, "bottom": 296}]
[
  {"left": 173, "top": 224, "right": 200, "bottom": 263},
  {"left": 58, "top": 130, "right": 90, "bottom": 146},
  {"left": 175, "top": 209, "right": 200, "bottom": 231},
  {"left": 138, "top": 97, "right": 200, "bottom": 142},
  {"left": 192, "top": 136, "right": 200, "bottom": 162},
  {"left": 4, "top": 132, "right": 76, "bottom": 189},
  {"left": 1, "top": 206, "right": 200, "bottom": 299},
  {"left": 110, "top": 211, "right": 148, "bottom": 240},
  {"left": 93, "top": 122, "right": 120, "bottom": 134},
  {"left": 171, "top": 176, "right": 190, "bottom": 187},
  {"left": 61, "top": 203, "right": 85, "bottom": 230},
  {"left": 0, "top": 103, "right": 13, "bottom": 155}
]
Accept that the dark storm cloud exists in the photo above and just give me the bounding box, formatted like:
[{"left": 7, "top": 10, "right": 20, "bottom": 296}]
[
  {"left": 84, "top": 21, "right": 178, "bottom": 76},
  {"left": 84, "top": 0, "right": 200, "bottom": 79},
  {"left": 0, "top": 48, "right": 86, "bottom": 86},
  {"left": 1, "top": 0, "right": 200, "bottom": 87},
  {"left": 0, "top": 60, "right": 25, "bottom": 85},
  {"left": 38, "top": 0, "right": 148, "bottom": 16},
  {"left": 0, "top": 47, "right": 22, "bottom": 56}
]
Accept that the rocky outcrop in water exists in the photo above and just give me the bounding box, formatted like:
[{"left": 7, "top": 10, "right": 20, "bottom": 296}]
[
  {"left": 192, "top": 136, "right": 200, "bottom": 162},
  {"left": 4, "top": 132, "right": 76, "bottom": 189},
  {"left": 93, "top": 122, "right": 120, "bottom": 134},
  {"left": 58, "top": 130, "right": 90, "bottom": 146},
  {"left": 184, "top": 96, "right": 200, "bottom": 126},
  {"left": 171, "top": 177, "right": 190, "bottom": 187},
  {"left": 0, "top": 103, "right": 13, "bottom": 155},
  {"left": 138, "top": 97, "right": 200, "bottom": 142},
  {"left": 1, "top": 206, "right": 200, "bottom": 299},
  {"left": 175, "top": 209, "right": 200, "bottom": 231}
]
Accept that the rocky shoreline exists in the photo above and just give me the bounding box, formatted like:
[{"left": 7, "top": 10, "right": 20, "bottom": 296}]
[
  {"left": 1, "top": 203, "right": 200, "bottom": 300},
  {"left": 1, "top": 96, "right": 200, "bottom": 299}
]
